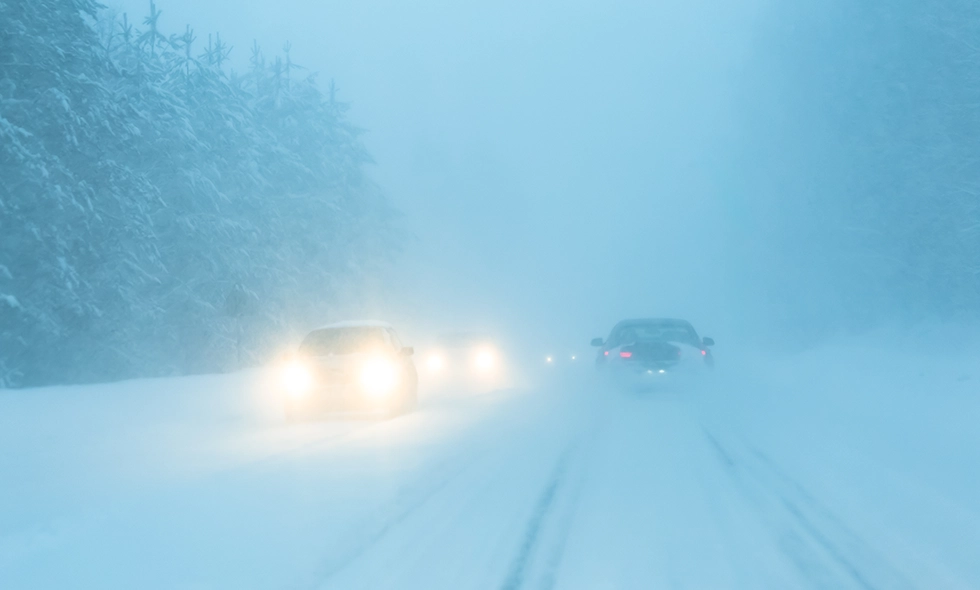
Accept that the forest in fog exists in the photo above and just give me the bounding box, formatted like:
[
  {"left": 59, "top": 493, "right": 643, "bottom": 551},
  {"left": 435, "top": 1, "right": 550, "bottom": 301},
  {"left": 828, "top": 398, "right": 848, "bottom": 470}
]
[
  {"left": 3, "top": 0, "right": 980, "bottom": 387},
  {"left": 1, "top": 1, "right": 397, "bottom": 386}
]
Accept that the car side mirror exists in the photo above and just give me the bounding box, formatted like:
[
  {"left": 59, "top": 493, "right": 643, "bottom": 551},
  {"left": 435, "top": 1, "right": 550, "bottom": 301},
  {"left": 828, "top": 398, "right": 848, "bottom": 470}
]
[
  {"left": 702, "top": 337, "right": 715, "bottom": 347},
  {"left": 400, "top": 346, "right": 415, "bottom": 356},
  {"left": 590, "top": 338, "right": 604, "bottom": 347}
]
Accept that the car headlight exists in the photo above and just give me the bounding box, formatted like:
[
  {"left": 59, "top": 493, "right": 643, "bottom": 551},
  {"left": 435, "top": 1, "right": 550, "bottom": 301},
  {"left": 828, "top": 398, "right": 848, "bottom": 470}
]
[
  {"left": 425, "top": 353, "right": 445, "bottom": 373},
  {"left": 473, "top": 347, "right": 496, "bottom": 373},
  {"left": 281, "top": 361, "right": 313, "bottom": 398},
  {"left": 359, "top": 357, "right": 399, "bottom": 396}
]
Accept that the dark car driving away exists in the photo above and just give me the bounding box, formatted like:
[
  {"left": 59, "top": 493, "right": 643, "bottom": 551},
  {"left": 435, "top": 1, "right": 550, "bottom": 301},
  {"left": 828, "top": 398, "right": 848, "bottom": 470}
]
[{"left": 590, "top": 318, "right": 714, "bottom": 385}]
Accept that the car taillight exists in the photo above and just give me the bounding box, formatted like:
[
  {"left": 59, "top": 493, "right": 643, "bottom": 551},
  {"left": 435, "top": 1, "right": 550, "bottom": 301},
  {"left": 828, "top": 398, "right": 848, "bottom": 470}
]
[
  {"left": 604, "top": 350, "right": 609, "bottom": 356},
  {"left": 619, "top": 351, "right": 632, "bottom": 358},
  {"left": 701, "top": 349, "right": 707, "bottom": 356}
]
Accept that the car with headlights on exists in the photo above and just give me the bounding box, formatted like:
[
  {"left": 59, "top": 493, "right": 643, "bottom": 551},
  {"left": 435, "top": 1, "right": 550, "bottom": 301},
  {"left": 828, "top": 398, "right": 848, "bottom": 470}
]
[
  {"left": 418, "top": 332, "right": 508, "bottom": 393},
  {"left": 590, "top": 318, "right": 714, "bottom": 387},
  {"left": 279, "top": 321, "right": 417, "bottom": 419}
]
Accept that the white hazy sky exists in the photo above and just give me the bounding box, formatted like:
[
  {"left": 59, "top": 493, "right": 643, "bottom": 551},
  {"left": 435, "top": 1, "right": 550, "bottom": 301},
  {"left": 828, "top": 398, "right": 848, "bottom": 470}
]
[{"left": 114, "top": 0, "right": 766, "bottom": 344}]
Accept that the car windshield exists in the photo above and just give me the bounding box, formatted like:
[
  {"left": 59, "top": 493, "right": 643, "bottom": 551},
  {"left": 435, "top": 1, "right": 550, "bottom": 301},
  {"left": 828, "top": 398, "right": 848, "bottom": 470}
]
[{"left": 299, "top": 327, "right": 387, "bottom": 355}]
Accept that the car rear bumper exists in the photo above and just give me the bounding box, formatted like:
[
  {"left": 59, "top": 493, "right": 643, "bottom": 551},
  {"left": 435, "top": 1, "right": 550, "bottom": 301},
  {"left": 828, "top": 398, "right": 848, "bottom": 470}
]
[{"left": 602, "top": 359, "right": 707, "bottom": 388}]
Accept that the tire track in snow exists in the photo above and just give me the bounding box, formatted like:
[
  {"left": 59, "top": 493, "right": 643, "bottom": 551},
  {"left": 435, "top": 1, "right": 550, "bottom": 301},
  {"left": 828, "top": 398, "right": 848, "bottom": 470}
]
[
  {"left": 532, "top": 448, "right": 588, "bottom": 590},
  {"left": 499, "top": 441, "right": 579, "bottom": 590},
  {"left": 702, "top": 428, "right": 735, "bottom": 468},
  {"left": 307, "top": 444, "right": 495, "bottom": 589},
  {"left": 702, "top": 429, "right": 915, "bottom": 590},
  {"left": 745, "top": 447, "right": 915, "bottom": 590},
  {"left": 308, "top": 392, "right": 579, "bottom": 589}
]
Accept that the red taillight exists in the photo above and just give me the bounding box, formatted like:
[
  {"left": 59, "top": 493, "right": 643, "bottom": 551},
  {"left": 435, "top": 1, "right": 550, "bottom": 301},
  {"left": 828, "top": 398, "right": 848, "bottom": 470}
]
[
  {"left": 619, "top": 351, "right": 632, "bottom": 358},
  {"left": 701, "top": 349, "right": 707, "bottom": 356},
  {"left": 603, "top": 350, "right": 609, "bottom": 356}
]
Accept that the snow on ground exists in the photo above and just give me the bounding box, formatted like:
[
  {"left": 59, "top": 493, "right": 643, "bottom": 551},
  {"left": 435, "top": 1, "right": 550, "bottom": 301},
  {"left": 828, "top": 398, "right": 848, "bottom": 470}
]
[{"left": 1, "top": 342, "right": 978, "bottom": 589}]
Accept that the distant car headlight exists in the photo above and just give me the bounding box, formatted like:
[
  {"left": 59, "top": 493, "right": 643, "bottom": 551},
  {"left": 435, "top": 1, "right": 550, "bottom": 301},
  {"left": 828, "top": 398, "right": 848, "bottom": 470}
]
[
  {"left": 360, "top": 357, "right": 399, "bottom": 396},
  {"left": 281, "top": 361, "right": 313, "bottom": 398},
  {"left": 473, "top": 347, "right": 496, "bottom": 373},
  {"left": 425, "top": 353, "right": 445, "bottom": 373}
]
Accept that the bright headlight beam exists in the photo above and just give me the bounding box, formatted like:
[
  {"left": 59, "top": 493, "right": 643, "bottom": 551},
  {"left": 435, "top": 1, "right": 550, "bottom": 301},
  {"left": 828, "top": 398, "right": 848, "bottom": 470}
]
[
  {"left": 360, "top": 357, "right": 398, "bottom": 397},
  {"left": 281, "top": 361, "right": 313, "bottom": 398},
  {"left": 426, "top": 353, "right": 445, "bottom": 373},
  {"left": 474, "top": 347, "right": 495, "bottom": 372}
]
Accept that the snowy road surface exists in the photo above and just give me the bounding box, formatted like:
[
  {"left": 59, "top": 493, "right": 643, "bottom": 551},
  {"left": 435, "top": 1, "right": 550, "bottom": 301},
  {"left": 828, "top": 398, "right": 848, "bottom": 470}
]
[{"left": 2, "top": 345, "right": 979, "bottom": 589}]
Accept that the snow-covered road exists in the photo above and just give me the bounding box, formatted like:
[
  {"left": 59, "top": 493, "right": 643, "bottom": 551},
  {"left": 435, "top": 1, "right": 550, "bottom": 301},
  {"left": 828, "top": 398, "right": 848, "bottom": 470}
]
[{"left": 2, "top": 346, "right": 978, "bottom": 589}]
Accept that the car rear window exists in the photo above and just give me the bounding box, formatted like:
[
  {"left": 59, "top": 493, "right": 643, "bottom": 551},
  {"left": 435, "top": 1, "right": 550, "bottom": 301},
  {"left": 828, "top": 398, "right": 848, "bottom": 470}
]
[{"left": 611, "top": 323, "right": 699, "bottom": 347}]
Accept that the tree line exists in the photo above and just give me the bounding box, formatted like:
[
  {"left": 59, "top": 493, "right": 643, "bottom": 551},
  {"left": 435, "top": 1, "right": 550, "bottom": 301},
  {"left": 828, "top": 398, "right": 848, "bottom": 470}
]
[
  {"left": 0, "top": 0, "right": 398, "bottom": 386},
  {"left": 733, "top": 0, "right": 980, "bottom": 337}
]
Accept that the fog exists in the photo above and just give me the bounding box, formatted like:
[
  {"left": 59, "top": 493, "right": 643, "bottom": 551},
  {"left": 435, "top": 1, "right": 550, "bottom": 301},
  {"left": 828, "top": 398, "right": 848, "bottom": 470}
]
[
  {"left": 4, "top": 0, "right": 980, "bottom": 587},
  {"left": 3, "top": 0, "right": 975, "bottom": 381},
  {"left": 109, "top": 0, "right": 766, "bottom": 348}
]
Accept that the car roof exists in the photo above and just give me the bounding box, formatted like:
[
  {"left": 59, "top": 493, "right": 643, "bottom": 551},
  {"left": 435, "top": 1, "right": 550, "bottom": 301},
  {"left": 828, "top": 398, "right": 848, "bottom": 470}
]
[
  {"left": 311, "top": 320, "right": 394, "bottom": 331},
  {"left": 615, "top": 318, "right": 693, "bottom": 325},
  {"left": 612, "top": 318, "right": 695, "bottom": 329}
]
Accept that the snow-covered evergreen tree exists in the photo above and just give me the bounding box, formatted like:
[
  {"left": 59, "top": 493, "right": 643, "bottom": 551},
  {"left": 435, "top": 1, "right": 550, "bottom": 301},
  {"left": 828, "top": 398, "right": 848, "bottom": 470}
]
[{"left": 0, "top": 1, "right": 397, "bottom": 386}]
